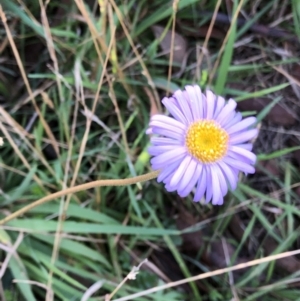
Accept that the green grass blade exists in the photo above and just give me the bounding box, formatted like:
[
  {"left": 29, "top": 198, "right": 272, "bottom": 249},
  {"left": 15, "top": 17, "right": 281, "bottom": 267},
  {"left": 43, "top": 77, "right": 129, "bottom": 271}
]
[
  {"left": 8, "top": 219, "right": 180, "bottom": 236},
  {"left": 258, "top": 146, "right": 300, "bottom": 160},
  {"left": 8, "top": 256, "right": 36, "bottom": 301},
  {"left": 133, "top": 0, "right": 200, "bottom": 37},
  {"left": 215, "top": 1, "right": 238, "bottom": 94}
]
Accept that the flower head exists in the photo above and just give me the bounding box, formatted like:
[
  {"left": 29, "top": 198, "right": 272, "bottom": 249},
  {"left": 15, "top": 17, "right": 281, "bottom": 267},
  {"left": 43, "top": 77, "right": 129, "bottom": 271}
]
[{"left": 147, "top": 85, "right": 257, "bottom": 205}]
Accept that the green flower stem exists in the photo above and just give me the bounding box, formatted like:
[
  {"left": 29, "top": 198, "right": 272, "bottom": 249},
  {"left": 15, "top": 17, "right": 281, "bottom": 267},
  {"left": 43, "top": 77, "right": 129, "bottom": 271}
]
[{"left": 0, "top": 170, "right": 160, "bottom": 225}]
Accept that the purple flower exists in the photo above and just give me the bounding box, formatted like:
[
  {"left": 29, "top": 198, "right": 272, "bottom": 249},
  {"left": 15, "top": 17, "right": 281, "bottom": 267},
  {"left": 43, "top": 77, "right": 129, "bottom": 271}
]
[{"left": 147, "top": 85, "right": 257, "bottom": 205}]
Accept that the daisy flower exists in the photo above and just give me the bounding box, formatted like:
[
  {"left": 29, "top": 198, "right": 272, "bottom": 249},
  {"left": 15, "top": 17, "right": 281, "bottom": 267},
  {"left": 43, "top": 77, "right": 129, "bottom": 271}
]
[{"left": 147, "top": 85, "right": 257, "bottom": 205}]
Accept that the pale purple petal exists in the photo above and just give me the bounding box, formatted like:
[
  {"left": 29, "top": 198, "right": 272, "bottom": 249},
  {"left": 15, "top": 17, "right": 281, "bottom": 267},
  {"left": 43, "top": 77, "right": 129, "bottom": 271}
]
[
  {"left": 201, "top": 94, "right": 207, "bottom": 119},
  {"left": 177, "top": 158, "right": 198, "bottom": 192},
  {"left": 216, "top": 99, "right": 237, "bottom": 125},
  {"left": 213, "top": 164, "right": 228, "bottom": 196},
  {"left": 214, "top": 96, "right": 225, "bottom": 119},
  {"left": 179, "top": 163, "right": 203, "bottom": 197},
  {"left": 227, "top": 117, "right": 256, "bottom": 135},
  {"left": 193, "top": 167, "right": 207, "bottom": 202},
  {"left": 211, "top": 167, "right": 222, "bottom": 205},
  {"left": 151, "top": 127, "right": 184, "bottom": 141},
  {"left": 165, "top": 184, "right": 178, "bottom": 192},
  {"left": 146, "top": 128, "right": 153, "bottom": 134},
  {"left": 157, "top": 161, "right": 181, "bottom": 183},
  {"left": 163, "top": 172, "right": 174, "bottom": 184},
  {"left": 223, "top": 112, "right": 242, "bottom": 129},
  {"left": 150, "top": 120, "right": 185, "bottom": 136},
  {"left": 230, "top": 129, "right": 258, "bottom": 144},
  {"left": 205, "top": 167, "right": 213, "bottom": 203},
  {"left": 174, "top": 90, "right": 194, "bottom": 123},
  {"left": 218, "top": 161, "right": 238, "bottom": 190},
  {"left": 223, "top": 156, "right": 255, "bottom": 174},
  {"left": 217, "top": 197, "right": 224, "bottom": 205},
  {"left": 205, "top": 90, "right": 216, "bottom": 120},
  {"left": 151, "top": 147, "right": 187, "bottom": 169},
  {"left": 235, "top": 143, "right": 253, "bottom": 151},
  {"left": 228, "top": 146, "right": 257, "bottom": 164},
  {"left": 193, "top": 85, "right": 204, "bottom": 119},
  {"left": 148, "top": 145, "right": 179, "bottom": 156},
  {"left": 185, "top": 85, "right": 202, "bottom": 120},
  {"left": 151, "top": 137, "right": 182, "bottom": 146},
  {"left": 151, "top": 114, "right": 187, "bottom": 131},
  {"left": 169, "top": 155, "right": 192, "bottom": 188},
  {"left": 231, "top": 167, "right": 240, "bottom": 179},
  {"left": 227, "top": 151, "right": 254, "bottom": 165},
  {"left": 162, "top": 97, "right": 188, "bottom": 125}
]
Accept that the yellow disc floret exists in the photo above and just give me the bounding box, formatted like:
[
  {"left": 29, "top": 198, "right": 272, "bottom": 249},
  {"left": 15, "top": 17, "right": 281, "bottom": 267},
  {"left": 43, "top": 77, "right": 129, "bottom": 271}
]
[{"left": 185, "top": 120, "right": 229, "bottom": 163}]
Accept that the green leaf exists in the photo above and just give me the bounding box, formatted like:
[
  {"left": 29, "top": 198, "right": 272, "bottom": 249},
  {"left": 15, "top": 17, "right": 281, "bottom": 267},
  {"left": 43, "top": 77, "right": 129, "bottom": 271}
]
[
  {"left": 235, "top": 83, "right": 290, "bottom": 101},
  {"left": 8, "top": 219, "right": 180, "bottom": 236},
  {"left": 8, "top": 257, "right": 36, "bottom": 301},
  {"left": 215, "top": 0, "right": 238, "bottom": 94},
  {"left": 133, "top": 0, "right": 200, "bottom": 37},
  {"left": 33, "top": 234, "right": 111, "bottom": 268},
  {"left": 37, "top": 253, "right": 87, "bottom": 290},
  {"left": 0, "top": 228, "right": 11, "bottom": 244},
  {"left": 153, "top": 77, "right": 180, "bottom": 93},
  {"left": 28, "top": 203, "right": 119, "bottom": 224},
  {"left": 258, "top": 146, "right": 300, "bottom": 160},
  {"left": 1, "top": 166, "right": 37, "bottom": 206},
  {"left": 1, "top": 1, "right": 45, "bottom": 37}
]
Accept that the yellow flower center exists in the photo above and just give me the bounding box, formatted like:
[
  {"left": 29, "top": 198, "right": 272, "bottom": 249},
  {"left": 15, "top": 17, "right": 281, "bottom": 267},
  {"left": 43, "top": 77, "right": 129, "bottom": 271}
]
[{"left": 185, "top": 120, "right": 229, "bottom": 163}]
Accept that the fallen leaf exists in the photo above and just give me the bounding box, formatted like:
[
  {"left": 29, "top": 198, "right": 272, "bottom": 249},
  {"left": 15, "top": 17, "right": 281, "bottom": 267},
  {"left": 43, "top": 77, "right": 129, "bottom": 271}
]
[
  {"left": 176, "top": 207, "right": 247, "bottom": 271},
  {"left": 176, "top": 206, "right": 204, "bottom": 253},
  {"left": 256, "top": 159, "right": 280, "bottom": 176},
  {"left": 263, "top": 237, "right": 300, "bottom": 273},
  {"left": 144, "top": 87, "right": 159, "bottom": 117},
  {"left": 228, "top": 214, "right": 246, "bottom": 243},
  {"left": 177, "top": 21, "right": 225, "bottom": 39},
  {"left": 237, "top": 98, "right": 296, "bottom": 126},
  {"left": 152, "top": 25, "right": 187, "bottom": 65}
]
